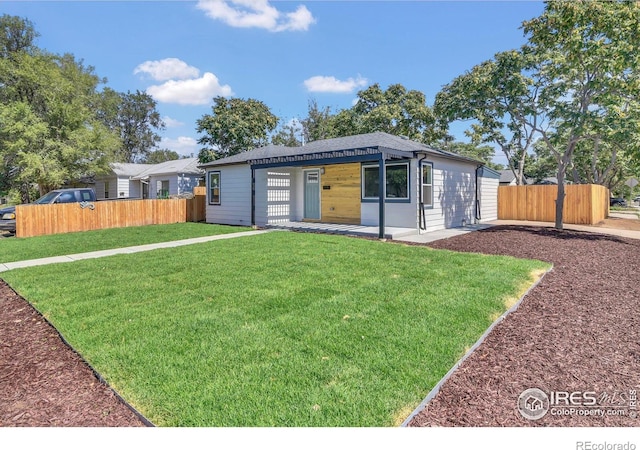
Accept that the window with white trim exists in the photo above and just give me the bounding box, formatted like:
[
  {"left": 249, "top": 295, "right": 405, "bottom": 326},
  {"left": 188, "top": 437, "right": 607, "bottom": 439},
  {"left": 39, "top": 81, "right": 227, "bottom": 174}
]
[
  {"left": 209, "top": 171, "right": 220, "bottom": 205},
  {"left": 422, "top": 163, "right": 433, "bottom": 208},
  {"left": 361, "top": 162, "right": 409, "bottom": 200},
  {"left": 104, "top": 181, "right": 110, "bottom": 199}
]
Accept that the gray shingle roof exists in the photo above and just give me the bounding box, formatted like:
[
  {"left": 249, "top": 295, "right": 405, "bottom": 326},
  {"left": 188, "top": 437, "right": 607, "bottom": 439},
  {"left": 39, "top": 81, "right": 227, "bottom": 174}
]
[
  {"left": 111, "top": 163, "right": 152, "bottom": 177},
  {"left": 499, "top": 169, "right": 516, "bottom": 184},
  {"left": 199, "top": 132, "right": 483, "bottom": 168},
  {"left": 132, "top": 158, "right": 203, "bottom": 179}
]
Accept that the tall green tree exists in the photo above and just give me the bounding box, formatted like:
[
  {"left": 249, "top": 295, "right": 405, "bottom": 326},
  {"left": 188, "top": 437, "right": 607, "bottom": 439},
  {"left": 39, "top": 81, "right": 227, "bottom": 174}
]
[
  {"left": 0, "top": 16, "right": 118, "bottom": 201},
  {"left": 300, "top": 99, "right": 334, "bottom": 143},
  {"left": 271, "top": 120, "right": 302, "bottom": 147},
  {"left": 97, "top": 88, "right": 165, "bottom": 163},
  {"left": 436, "top": 1, "right": 640, "bottom": 229},
  {"left": 522, "top": 0, "right": 640, "bottom": 229},
  {"left": 434, "top": 50, "right": 540, "bottom": 186},
  {"left": 0, "top": 14, "right": 38, "bottom": 59},
  {"left": 443, "top": 141, "right": 501, "bottom": 170},
  {"left": 143, "top": 148, "right": 180, "bottom": 164},
  {"left": 333, "top": 83, "right": 442, "bottom": 144},
  {"left": 196, "top": 96, "right": 278, "bottom": 163}
]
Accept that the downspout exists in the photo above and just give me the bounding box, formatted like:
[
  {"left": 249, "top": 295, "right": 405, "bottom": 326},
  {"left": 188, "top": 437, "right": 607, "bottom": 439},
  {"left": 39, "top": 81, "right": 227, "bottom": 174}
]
[
  {"left": 475, "top": 165, "right": 482, "bottom": 222},
  {"left": 378, "top": 152, "right": 386, "bottom": 239},
  {"left": 251, "top": 166, "right": 256, "bottom": 228},
  {"left": 418, "top": 154, "right": 427, "bottom": 231}
]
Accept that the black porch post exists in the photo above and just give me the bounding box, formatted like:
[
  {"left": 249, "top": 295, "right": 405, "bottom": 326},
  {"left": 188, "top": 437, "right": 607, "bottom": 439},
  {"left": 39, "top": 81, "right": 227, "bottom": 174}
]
[{"left": 378, "top": 153, "right": 385, "bottom": 239}]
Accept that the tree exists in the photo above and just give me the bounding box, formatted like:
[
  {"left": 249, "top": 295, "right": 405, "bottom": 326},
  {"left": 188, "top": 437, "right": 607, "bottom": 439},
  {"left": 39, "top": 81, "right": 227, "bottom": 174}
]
[
  {"left": 196, "top": 97, "right": 278, "bottom": 159},
  {"left": 522, "top": 0, "right": 640, "bottom": 229},
  {"left": 434, "top": 50, "right": 541, "bottom": 186},
  {"left": 300, "top": 99, "right": 335, "bottom": 143},
  {"left": 143, "top": 149, "right": 180, "bottom": 164},
  {"left": 271, "top": 120, "right": 302, "bottom": 147},
  {"left": 442, "top": 141, "right": 500, "bottom": 169},
  {"left": 525, "top": 140, "right": 557, "bottom": 184},
  {"left": 0, "top": 14, "right": 38, "bottom": 59},
  {"left": 436, "top": 1, "right": 640, "bottom": 229},
  {"left": 333, "top": 83, "right": 443, "bottom": 144},
  {"left": 97, "top": 88, "right": 165, "bottom": 163},
  {"left": 0, "top": 16, "right": 118, "bottom": 200}
]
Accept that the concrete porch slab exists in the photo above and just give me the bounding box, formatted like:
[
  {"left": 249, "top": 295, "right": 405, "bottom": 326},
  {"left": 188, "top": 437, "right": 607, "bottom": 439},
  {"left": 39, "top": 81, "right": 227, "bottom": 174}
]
[{"left": 397, "top": 224, "right": 495, "bottom": 244}]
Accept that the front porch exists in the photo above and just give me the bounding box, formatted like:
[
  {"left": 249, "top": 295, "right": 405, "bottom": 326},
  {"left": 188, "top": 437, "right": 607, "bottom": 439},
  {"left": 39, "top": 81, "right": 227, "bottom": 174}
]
[{"left": 264, "top": 221, "right": 418, "bottom": 239}]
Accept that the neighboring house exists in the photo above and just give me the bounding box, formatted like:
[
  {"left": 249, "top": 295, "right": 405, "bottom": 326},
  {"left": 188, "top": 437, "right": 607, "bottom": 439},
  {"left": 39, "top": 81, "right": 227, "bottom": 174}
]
[
  {"left": 199, "top": 132, "right": 500, "bottom": 237},
  {"left": 499, "top": 169, "right": 521, "bottom": 186},
  {"left": 95, "top": 163, "right": 152, "bottom": 199},
  {"left": 499, "top": 169, "right": 558, "bottom": 186},
  {"left": 94, "top": 158, "right": 204, "bottom": 200}
]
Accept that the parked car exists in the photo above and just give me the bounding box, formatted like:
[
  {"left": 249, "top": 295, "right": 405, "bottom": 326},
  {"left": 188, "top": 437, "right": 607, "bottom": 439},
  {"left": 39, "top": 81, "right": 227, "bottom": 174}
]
[
  {"left": 609, "top": 197, "right": 627, "bottom": 207},
  {"left": 0, "top": 188, "right": 96, "bottom": 235},
  {"left": 634, "top": 195, "right": 640, "bottom": 204}
]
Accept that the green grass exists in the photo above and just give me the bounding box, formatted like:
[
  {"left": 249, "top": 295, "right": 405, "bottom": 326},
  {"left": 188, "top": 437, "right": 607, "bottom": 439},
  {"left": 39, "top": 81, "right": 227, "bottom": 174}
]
[
  {"left": 0, "top": 222, "right": 251, "bottom": 263},
  {"left": 1, "top": 232, "right": 550, "bottom": 426}
]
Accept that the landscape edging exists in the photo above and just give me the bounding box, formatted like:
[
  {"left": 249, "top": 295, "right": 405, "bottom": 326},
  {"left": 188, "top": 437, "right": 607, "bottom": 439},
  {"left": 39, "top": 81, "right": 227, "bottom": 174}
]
[{"left": 400, "top": 264, "right": 554, "bottom": 427}]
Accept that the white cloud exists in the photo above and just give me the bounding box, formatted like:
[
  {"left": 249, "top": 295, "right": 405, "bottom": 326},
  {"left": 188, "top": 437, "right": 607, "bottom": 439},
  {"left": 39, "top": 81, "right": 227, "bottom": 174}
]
[
  {"left": 160, "top": 136, "right": 200, "bottom": 157},
  {"left": 162, "top": 116, "right": 185, "bottom": 128},
  {"left": 134, "top": 58, "right": 200, "bottom": 81},
  {"left": 303, "top": 75, "right": 368, "bottom": 94},
  {"left": 147, "top": 73, "right": 233, "bottom": 105},
  {"left": 196, "top": 0, "right": 315, "bottom": 32}
]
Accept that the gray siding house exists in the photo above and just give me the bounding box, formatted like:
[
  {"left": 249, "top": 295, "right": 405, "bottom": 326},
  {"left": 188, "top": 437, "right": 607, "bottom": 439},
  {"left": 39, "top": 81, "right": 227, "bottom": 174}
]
[
  {"left": 200, "top": 132, "right": 499, "bottom": 238},
  {"left": 95, "top": 158, "right": 204, "bottom": 200}
]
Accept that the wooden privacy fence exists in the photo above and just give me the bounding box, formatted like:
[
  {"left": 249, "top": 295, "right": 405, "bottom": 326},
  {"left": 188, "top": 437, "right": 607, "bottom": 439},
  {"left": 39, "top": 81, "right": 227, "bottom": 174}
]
[
  {"left": 498, "top": 184, "right": 609, "bottom": 225},
  {"left": 16, "top": 187, "right": 207, "bottom": 238}
]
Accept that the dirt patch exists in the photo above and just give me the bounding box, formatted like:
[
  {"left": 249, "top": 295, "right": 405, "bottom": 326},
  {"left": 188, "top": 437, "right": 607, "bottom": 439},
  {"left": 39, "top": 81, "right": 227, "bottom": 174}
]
[
  {"left": 407, "top": 225, "right": 640, "bottom": 427},
  {"left": 0, "top": 282, "right": 145, "bottom": 427},
  {"left": 595, "top": 217, "right": 640, "bottom": 231}
]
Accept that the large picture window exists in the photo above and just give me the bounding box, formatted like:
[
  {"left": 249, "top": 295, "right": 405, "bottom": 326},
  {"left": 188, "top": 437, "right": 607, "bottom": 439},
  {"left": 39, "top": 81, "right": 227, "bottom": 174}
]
[
  {"left": 422, "top": 163, "right": 433, "bottom": 208},
  {"left": 361, "top": 162, "right": 409, "bottom": 200},
  {"left": 209, "top": 171, "right": 221, "bottom": 205}
]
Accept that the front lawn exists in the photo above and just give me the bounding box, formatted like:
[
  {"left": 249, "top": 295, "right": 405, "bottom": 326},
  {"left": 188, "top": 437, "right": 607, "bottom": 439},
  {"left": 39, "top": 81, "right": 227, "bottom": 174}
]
[
  {"left": 1, "top": 232, "right": 550, "bottom": 426},
  {"left": 0, "top": 222, "right": 250, "bottom": 263}
]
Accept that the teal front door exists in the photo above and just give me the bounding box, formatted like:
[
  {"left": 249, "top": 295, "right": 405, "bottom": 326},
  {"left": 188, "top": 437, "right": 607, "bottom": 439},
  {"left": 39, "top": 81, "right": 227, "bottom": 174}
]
[{"left": 304, "top": 170, "right": 321, "bottom": 220}]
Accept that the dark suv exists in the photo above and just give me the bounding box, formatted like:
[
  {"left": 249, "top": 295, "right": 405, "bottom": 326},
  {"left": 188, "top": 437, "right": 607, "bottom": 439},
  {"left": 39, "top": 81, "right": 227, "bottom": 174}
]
[
  {"left": 609, "top": 197, "right": 627, "bottom": 207},
  {"left": 0, "top": 188, "right": 96, "bottom": 235}
]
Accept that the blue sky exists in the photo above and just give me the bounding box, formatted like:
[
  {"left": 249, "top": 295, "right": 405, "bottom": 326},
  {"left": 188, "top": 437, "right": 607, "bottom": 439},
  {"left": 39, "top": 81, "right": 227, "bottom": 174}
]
[{"left": 2, "top": 1, "right": 545, "bottom": 164}]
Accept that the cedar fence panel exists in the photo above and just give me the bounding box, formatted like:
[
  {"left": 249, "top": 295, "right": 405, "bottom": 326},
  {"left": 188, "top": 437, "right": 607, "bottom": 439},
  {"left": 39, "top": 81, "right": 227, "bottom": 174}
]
[
  {"left": 186, "top": 186, "right": 206, "bottom": 222},
  {"left": 498, "top": 184, "right": 609, "bottom": 225},
  {"left": 15, "top": 188, "right": 207, "bottom": 238}
]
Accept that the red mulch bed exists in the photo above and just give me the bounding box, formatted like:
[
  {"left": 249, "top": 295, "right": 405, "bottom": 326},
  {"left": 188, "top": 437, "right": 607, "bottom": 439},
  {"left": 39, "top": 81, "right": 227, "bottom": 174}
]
[
  {"left": 1, "top": 225, "right": 638, "bottom": 426},
  {"left": 407, "top": 225, "right": 640, "bottom": 426},
  {"left": 0, "top": 282, "right": 145, "bottom": 427}
]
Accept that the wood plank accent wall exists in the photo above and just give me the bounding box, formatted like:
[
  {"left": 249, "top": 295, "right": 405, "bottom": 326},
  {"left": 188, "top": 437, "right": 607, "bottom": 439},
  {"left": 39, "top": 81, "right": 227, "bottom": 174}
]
[
  {"left": 498, "top": 184, "right": 609, "bottom": 225},
  {"left": 15, "top": 188, "right": 207, "bottom": 238},
  {"left": 307, "top": 163, "right": 361, "bottom": 224}
]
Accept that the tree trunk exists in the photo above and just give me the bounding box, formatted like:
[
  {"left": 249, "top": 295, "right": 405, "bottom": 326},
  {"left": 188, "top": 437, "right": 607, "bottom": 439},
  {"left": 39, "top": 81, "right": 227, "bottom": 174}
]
[
  {"left": 555, "top": 170, "right": 565, "bottom": 230},
  {"left": 555, "top": 156, "right": 571, "bottom": 230}
]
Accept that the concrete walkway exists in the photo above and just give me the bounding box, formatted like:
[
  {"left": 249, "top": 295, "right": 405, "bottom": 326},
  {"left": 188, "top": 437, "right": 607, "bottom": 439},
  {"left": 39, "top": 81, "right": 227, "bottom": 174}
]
[{"left": 0, "top": 229, "right": 275, "bottom": 273}]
